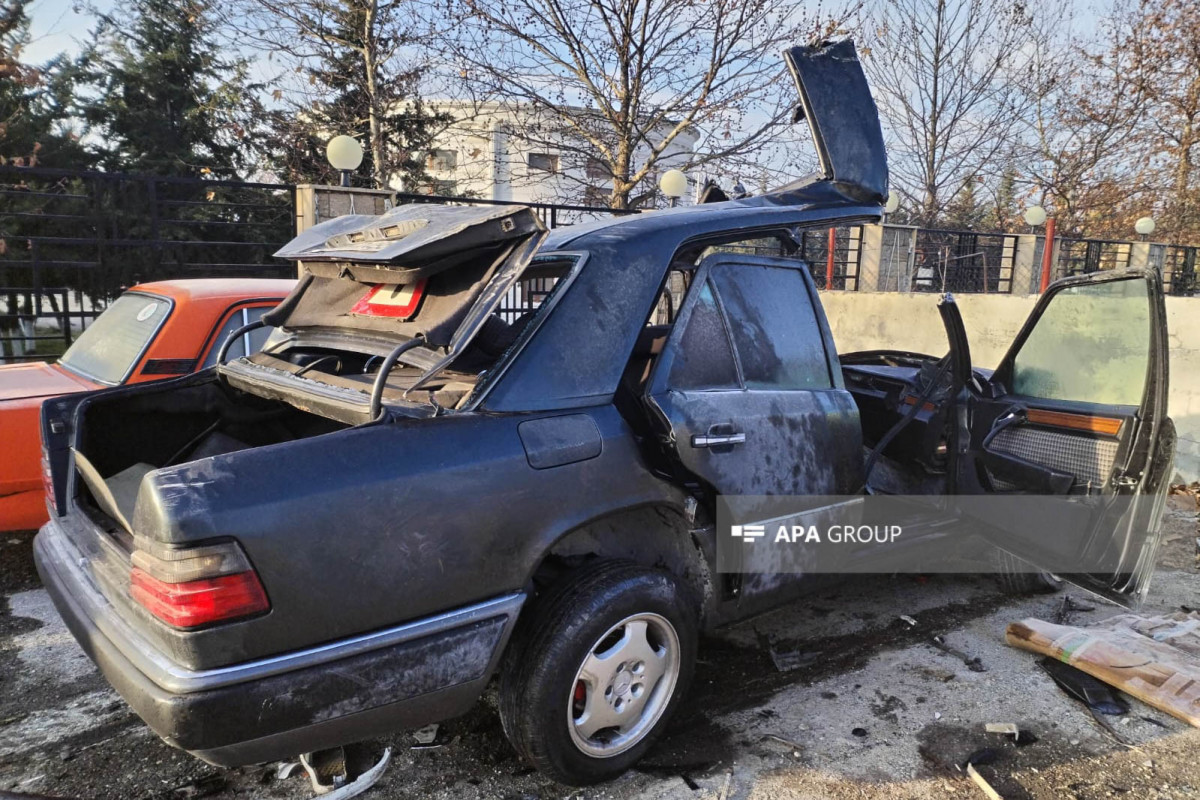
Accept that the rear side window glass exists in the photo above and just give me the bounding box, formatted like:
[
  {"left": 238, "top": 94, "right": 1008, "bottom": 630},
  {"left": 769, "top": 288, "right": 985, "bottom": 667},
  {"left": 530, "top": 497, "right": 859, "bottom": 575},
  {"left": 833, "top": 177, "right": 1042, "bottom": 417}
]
[
  {"left": 59, "top": 293, "right": 170, "bottom": 384},
  {"left": 1012, "top": 277, "right": 1150, "bottom": 406},
  {"left": 668, "top": 281, "right": 739, "bottom": 390},
  {"left": 203, "top": 306, "right": 275, "bottom": 367},
  {"left": 711, "top": 265, "right": 831, "bottom": 390}
]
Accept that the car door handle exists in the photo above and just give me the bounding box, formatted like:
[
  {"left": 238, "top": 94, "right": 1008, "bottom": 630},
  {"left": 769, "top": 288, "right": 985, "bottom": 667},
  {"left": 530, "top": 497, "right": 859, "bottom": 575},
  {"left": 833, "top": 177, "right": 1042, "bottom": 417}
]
[{"left": 691, "top": 432, "right": 746, "bottom": 448}]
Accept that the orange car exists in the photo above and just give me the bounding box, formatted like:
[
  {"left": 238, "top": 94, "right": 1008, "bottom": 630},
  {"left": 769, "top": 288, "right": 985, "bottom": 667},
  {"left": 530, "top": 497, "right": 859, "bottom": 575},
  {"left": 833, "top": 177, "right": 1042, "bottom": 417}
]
[{"left": 0, "top": 278, "right": 294, "bottom": 532}]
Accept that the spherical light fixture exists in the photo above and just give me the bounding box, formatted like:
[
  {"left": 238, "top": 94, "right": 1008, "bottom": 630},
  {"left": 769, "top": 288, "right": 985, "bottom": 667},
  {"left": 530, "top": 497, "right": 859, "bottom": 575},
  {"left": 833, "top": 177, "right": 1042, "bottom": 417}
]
[
  {"left": 326, "top": 135, "right": 364, "bottom": 186},
  {"left": 1023, "top": 205, "right": 1047, "bottom": 227},
  {"left": 659, "top": 169, "right": 688, "bottom": 206},
  {"left": 884, "top": 193, "right": 900, "bottom": 214},
  {"left": 1134, "top": 216, "right": 1156, "bottom": 239}
]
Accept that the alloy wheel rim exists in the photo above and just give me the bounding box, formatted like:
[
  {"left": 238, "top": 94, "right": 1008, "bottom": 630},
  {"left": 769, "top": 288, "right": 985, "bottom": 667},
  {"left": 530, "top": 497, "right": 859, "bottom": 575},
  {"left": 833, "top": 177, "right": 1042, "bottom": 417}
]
[{"left": 566, "top": 612, "right": 681, "bottom": 757}]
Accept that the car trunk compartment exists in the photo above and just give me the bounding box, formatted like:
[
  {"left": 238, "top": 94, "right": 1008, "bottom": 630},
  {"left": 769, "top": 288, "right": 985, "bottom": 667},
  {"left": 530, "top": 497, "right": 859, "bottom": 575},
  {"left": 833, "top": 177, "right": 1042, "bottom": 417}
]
[{"left": 71, "top": 377, "right": 349, "bottom": 540}]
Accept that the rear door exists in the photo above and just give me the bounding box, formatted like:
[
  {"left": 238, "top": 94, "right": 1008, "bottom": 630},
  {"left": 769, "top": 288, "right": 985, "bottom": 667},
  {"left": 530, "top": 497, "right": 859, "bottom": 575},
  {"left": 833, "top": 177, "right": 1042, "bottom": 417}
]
[
  {"left": 645, "top": 253, "right": 863, "bottom": 498},
  {"left": 643, "top": 254, "right": 864, "bottom": 614},
  {"left": 957, "top": 269, "right": 1173, "bottom": 605}
]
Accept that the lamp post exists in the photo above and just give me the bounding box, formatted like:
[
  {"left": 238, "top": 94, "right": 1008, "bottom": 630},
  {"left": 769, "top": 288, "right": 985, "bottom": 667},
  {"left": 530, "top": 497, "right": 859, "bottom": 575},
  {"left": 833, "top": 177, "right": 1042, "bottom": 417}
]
[
  {"left": 326, "top": 135, "right": 364, "bottom": 187},
  {"left": 1135, "top": 216, "right": 1156, "bottom": 242},
  {"left": 659, "top": 169, "right": 687, "bottom": 207}
]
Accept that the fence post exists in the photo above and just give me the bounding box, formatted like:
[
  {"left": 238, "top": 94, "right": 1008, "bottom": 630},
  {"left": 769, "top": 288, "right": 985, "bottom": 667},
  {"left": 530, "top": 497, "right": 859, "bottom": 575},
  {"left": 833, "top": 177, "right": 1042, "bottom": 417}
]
[
  {"left": 1011, "top": 234, "right": 1038, "bottom": 295},
  {"left": 856, "top": 224, "right": 884, "bottom": 292}
]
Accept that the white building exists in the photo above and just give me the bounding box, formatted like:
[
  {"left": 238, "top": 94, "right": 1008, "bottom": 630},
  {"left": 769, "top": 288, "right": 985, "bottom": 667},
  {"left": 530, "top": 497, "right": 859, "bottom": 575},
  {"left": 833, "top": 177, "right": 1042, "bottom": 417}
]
[{"left": 407, "top": 100, "right": 699, "bottom": 212}]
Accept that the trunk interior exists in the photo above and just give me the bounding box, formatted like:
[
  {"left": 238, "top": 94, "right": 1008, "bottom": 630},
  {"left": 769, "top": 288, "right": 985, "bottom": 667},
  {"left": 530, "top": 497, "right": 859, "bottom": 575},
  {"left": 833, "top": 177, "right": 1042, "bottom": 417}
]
[{"left": 74, "top": 378, "right": 350, "bottom": 534}]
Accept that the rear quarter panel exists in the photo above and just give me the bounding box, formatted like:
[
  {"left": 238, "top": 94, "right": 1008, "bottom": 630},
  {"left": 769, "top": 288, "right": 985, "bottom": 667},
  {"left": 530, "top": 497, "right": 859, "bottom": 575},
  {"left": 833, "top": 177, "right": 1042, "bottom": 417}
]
[
  {"left": 0, "top": 396, "right": 55, "bottom": 530},
  {"left": 130, "top": 404, "right": 687, "bottom": 670}
]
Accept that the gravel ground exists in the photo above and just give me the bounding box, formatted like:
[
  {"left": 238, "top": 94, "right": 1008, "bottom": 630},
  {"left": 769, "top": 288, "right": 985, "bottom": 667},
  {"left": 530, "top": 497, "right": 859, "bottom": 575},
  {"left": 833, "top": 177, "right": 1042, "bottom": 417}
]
[{"left": 1, "top": 499, "right": 1197, "bottom": 800}]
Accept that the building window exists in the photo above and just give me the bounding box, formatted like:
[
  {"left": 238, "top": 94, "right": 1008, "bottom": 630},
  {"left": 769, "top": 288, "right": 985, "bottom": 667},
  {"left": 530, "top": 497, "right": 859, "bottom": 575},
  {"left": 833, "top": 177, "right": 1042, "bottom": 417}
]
[
  {"left": 585, "top": 157, "right": 609, "bottom": 179},
  {"left": 528, "top": 152, "right": 559, "bottom": 172},
  {"left": 427, "top": 149, "right": 457, "bottom": 171}
]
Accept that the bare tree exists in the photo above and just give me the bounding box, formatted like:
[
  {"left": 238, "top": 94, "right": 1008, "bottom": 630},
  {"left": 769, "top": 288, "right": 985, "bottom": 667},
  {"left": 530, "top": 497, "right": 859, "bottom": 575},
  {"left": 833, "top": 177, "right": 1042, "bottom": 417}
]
[
  {"left": 1013, "top": 2, "right": 1150, "bottom": 234},
  {"left": 1137, "top": 0, "right": 1200, "bottom": 240},
  {"left": 438, "top": 0, "right": 853, "bottom": 209},
  {"left": 861, "top": 0, "right": 1034, "bottom": 225}
]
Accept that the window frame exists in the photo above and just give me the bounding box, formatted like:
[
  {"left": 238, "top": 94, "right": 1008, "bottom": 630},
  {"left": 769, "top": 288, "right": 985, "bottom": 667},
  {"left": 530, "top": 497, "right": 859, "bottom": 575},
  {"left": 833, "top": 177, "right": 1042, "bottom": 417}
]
[
  {"left": 648, "top": 253, "right": 840, "bottom": 397},
  {"left": 198, "top": 300, "right": 285, "bottom": 369}
]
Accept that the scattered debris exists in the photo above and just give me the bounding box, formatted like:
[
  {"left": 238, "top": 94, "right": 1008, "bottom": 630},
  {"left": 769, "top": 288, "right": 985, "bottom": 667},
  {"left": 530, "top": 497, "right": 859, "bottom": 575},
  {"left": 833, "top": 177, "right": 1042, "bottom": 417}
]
[
  {"left": 1008, "top": 612, "right": 1200, "bottom": 726},
  {"left": 759, "top": 632, "right": 818, "bottom": 672},
  {"left": 276, "top": 761, "right": 304, "bottom": 780},
  {"left": 931, "top": 635, "right": 986, "bottom": 672},
  {"left": 966, "top": 762, "right": 1004, "bottom": 800},
  {"left": 763, "top": 733, "right": 805, "bottom": 751},
  {"left": 1141, "top": 715, "right": 1171, "bottom": 729},
  {"left": 1052, "top": 595, "right": 1096, "bottom": 625},
  {"left": 716, "top": 770, "right": 733, "bottom": 800},
  {"left": 412, "top": 723, "right": 440, "bottom": 747},
  {"left": 1038, "top": 658, "right": 1129, "bottom": 716},
  {"left": 298, "top": 744, "right": 392, "bottom": 797},
  {"left": 983, "top": 722, "right": 1037, "bottom": 747},
  {"left": 899, "top": 615, "right": 918, "bottom": 627},
  {"left": 319, "top": 747, "right": 391, "bottom": 800}
]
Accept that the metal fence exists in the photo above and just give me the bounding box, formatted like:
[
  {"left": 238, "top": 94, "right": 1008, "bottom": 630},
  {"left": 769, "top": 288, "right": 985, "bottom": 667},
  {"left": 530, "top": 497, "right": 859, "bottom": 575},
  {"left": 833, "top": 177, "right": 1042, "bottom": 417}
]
[
  {"left": 909, "top": 229, "right": 1016, "bottom": 293},
  {"left": 1055, "top": 238, "right": 1133, "bottom": 278},
  {"left": 0, "top": 165, "right": 296, "bottom": 360}
]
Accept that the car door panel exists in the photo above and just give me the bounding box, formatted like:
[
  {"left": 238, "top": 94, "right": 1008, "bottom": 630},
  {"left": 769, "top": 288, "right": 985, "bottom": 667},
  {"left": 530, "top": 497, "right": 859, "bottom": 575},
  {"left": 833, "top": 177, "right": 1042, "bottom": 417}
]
[
  {"left": 642, "top": 254, "right": 862, "bottom": 617},
  {"left": 956, "top": 270, "right": 1172, "bottom": 605}
]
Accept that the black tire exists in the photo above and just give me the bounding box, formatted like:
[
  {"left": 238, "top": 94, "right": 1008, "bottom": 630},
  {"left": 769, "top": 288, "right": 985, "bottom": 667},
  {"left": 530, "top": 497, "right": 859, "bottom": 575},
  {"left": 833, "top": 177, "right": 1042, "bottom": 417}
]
[
  {"left": 498, "top": 561, "right": 697, "bottom": 785},
  {"left": 993, "top": 548, "right": 1064, "bottom": 594}
]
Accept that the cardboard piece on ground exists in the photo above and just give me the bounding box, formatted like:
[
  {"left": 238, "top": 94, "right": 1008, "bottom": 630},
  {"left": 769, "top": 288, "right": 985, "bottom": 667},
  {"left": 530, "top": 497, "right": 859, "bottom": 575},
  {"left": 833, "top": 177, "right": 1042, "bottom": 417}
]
[{"left": 1006, "top": 612, "right": 1200, "bottom": 727}]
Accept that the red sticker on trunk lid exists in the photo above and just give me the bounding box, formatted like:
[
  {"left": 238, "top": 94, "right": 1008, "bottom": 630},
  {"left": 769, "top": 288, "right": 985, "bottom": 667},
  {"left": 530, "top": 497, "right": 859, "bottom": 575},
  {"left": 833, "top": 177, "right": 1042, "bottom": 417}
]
[{"left": 350, "top": 280, "right": 427, "bottom": 319}]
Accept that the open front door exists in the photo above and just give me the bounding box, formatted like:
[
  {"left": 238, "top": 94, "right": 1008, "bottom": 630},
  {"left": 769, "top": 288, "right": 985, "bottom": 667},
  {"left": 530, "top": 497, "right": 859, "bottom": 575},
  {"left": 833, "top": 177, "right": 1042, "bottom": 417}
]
[{"left": 958, "top": 269, "right": 1174, "bottom": 606}]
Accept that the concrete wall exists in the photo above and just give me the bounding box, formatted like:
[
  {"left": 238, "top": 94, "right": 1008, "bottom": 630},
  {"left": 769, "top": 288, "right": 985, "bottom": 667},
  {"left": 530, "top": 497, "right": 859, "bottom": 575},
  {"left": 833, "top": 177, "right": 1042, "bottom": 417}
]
[{"left": 819, "top": 291, "right": 1200, "bottom": 482}]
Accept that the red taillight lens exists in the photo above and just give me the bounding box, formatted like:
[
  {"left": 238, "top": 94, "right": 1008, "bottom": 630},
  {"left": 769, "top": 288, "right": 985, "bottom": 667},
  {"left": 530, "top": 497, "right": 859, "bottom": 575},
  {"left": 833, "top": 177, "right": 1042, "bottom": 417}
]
[
  {"left": 131, "top": 568, "right": 269, "bottom": 628},
  {"left": 129, "top": 537, "right": 269, "bottom": 628},
  {"left": 40, "top": 450, "right": 57, "bottom": 515}
]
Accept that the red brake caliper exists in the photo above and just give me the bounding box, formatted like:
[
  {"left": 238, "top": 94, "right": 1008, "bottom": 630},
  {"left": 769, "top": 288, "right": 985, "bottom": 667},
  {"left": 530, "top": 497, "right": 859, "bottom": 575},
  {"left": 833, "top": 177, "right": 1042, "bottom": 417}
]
[{"left": 573, "top": 681, "right": 586, "bottom": 717}]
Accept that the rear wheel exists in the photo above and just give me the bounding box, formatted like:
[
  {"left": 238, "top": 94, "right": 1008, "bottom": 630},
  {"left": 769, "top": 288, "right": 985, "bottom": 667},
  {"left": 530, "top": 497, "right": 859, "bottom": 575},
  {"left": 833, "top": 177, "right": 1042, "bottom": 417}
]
[{"left": 498, "top": 561, "right": 696, "bottom": 785}]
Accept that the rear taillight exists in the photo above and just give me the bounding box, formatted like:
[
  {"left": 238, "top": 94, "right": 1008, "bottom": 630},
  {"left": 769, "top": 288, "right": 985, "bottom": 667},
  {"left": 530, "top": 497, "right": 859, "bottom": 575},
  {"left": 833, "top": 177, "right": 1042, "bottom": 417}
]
[
  {"left": 129, "top": 538, "right": 269, "bottom": 628},
  {"left": 40, "top": 449, "right": 57, "bottom": 516}
]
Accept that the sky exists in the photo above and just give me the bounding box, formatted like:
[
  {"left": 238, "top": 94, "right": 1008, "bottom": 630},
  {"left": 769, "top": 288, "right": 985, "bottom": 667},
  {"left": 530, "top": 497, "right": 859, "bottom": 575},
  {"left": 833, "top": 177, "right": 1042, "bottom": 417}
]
[
  {"left": 24, "top": 0, "right": 110, "bottom": 64},
  {"left": 26, "top": 0, "right": 1115, "bottom": 64}
]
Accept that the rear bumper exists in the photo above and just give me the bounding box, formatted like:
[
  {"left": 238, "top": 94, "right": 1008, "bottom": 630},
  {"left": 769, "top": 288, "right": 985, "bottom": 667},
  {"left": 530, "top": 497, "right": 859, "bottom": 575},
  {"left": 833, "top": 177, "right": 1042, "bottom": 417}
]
[{"left": 33, "top": 519, "right": 524, "bottom": 766}]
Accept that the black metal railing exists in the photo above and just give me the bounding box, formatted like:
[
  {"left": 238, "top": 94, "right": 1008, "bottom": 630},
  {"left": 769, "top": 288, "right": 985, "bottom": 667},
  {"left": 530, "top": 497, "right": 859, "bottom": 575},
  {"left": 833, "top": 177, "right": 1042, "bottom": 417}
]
[
  {"left": 911, "top": 229, "right": 1015, "bottom": 293},
  {"left": 1055, "top": 238, "right": 1132, "bottom": 279},
  {"left": 0, "top": 165, "right": 297, "bottom": 359}
]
